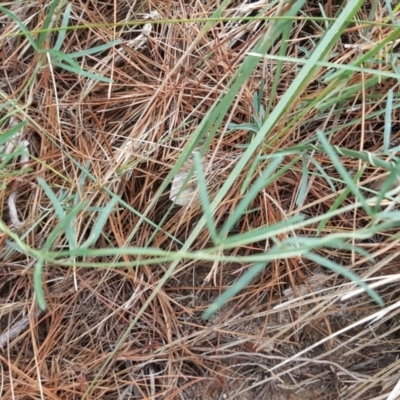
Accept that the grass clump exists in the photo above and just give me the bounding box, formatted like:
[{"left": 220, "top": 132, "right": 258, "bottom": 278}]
[{"left": 1, "top": 1, "right": 400, "bottom": 399}]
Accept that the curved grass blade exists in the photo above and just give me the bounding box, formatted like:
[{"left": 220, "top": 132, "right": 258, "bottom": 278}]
[
  {"left": 38, "top": 178, "right": 79, "bottom": 253},
  {"left": 317, "top": 130, "right": 371, "bottom": 214},
  {"left": 52, "top": 60, "right": 113, "bottom": 83},
  {"left": 193, "top": 152, "right": 219, "bottom": 244},
  {"left": 53, "top": 2, "right": 72, "bottom": 51},
  {"left": 68, "top": 40, "right": 122, "bottom": 58},
  {"left": 373, "top": 158, "right": 400, "bottom": 210},
  {"left": 384, "top": 88, "right": 393, "bottom": 152},
  {"left": 80, "top": 196, "right": 119, "bottom": 249},
  {"left": 0, "top": 6, "right": 39, "bottom": 50},
  {"left": 37, "top": 0, "right": 64, "bottom": 47},
  {"left": 306, "top": 252, "right": 383, "bottom": 306},
  {"left": 219, "top": 156, "right": 283, "bottom": 238},
  {"left": 324, "top": 26, "right": 400, "bottom": 83},
  {"left": 317, "top": 167, "right": 365, "bottom": 235},
  {"left": 296, "top": 154, "right": 309, "bottom": 206},
  {"left": 202, "top": 262, "right": 268, "bottom": 319},
  {"left": 34, "top": 259, "right": 46, "bottom": 310},
  {"left": 0, "top": 121, "right": 26, "bottom": 146}
]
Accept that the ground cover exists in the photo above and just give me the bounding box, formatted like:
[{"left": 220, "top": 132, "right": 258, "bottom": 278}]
[{"left": 1, "top": 1, "right": 400, "bottom": 399}]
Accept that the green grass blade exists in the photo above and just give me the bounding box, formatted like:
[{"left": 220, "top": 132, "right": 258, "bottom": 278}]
[
  {"left": 38, "top": 178, "right": 67, "bottom": 221},
  {"left": 202, "top": 262, "right": 268, "bottom": 319},
  {"left": 222, "top": 214, "right": 305, "bottom": 249},
  {"left": 53, "top": 2, "right": 72, "bottom": 51},
  {"left": 306, "top": 154, "right": 337, "bottom": 192},
  {"left": 81, "top": 196, "right": 120, "bottom": 249},
  {"left": 68, "top": 40, "right": 122, "bottom": 58},
  {"left": 270, "top": 142, "right": 398, "bottom": 172},
  {"left": 306, "top": 252, "right": 383, "bottom": 306},
  {"left": 128, "top": 0, "right": 307, "bottom": 244},
  {"left": 0, "top": 121, "right": 26, "bottom": 145},
  {"left": 34, "top": 259, "right": 46, "bottom": 310},
  {"left": 37, "top": 0, "right": 62, "bottom": 47},
  {"left": 324, "top": 26, "right": 400, "bottom": 83},
  {"left": 240, "top": 156, "right": 260, "bottom": 195},
  {"left": 52, "top": 60, "right": 114, "bottom": 83},
  {"left": 48, "top": 49, "right": 82, "bottom": 68},
  {"left": 228, "top": 123, "right": 259, "bottom": 134},
  {"left": 296, "top": 155, "right": 309, "bottom": 206},
  {"left": 265, "top": 20, "right": 291, "bottom": 118},
  {"left": 0, "top": 6, "right": 39, "bottom": 50},
  {"left": 317, "top": 167, "right": 365, "bottom": 235},
  {"left": 384, "top": 89, "right": 393, "bottom": 152},
  {"left": 373, "top": 160, "right": 400, "bottom": 210},
  {"left": 249, "top": 53, "right": 400, "bottom": 81},
  {"left": 33, "top": 200, "right": 88, "bottom": 311},
  {"left": 41, "top": 201, "right": 88, "bottom": 253},
  {"left": 193, "top": 152, "right": 219, "bottom": 244},
  {"left": 220, "top": 156, "right": 284, "bottom": 238},
  {"left": 317, "top": 130, "right": 371, "bottom": 214},
  {"left": 65, "top": 154, "right": 182, "bottom": 245}
]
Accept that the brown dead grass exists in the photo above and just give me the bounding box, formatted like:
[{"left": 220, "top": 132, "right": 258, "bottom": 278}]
[{"left": 1, "top": 1, "right": 400, "bottom": 399}]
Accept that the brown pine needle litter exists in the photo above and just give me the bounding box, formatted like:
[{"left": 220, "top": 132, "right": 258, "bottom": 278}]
[{"left": 1, "top": 0, "right": 400, "bottom": 399}]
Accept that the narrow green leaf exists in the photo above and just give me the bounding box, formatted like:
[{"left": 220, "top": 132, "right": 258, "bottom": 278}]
[
  {"left": 75, "top": 161, "right": 91, "bottom": 204},
  {"left": 373, "top": 159, "right": 400, "bottom": 210},
  {"left": 42, "top": 201, "right": 88, "bottom": 253},
  {"left": 249, "top": 53, "right": 400, "bottom": 81},
  {"left": 202, "top": 262, "right": 268, "bottom": 319},
  {"left": 317, "top": 2, "right": 330, "bottom": 30},
  {"left": 306, "top": 252, "right": 383, "bottom": 306},
  {"left": 66, "top": 153, "right": 182, "bottom": 245},
  {"left": 266, "top": 21, "right": 291, "bottom": 118},
  {"left": 222, "top": 214, "right": 305, "bottom": 249},
  {"left": 272, "top": 142, "right": 398, "bottom": 171},
  {"left": 240, "top": 156, "right": 260, "bottom": 195},
  {"left": 296, "top": 155, "right": 309, "bottom": 206},
  {"left": 34, "top": 259, "right": 46, "bottom": 310},
  {"left": 52, "top": 60, "right": 113, "bottom": 83},
  {"left": 48, "top": 49, "right": 82, "bottom": 68},
  {"left": 53, "top": 2, "right": 72, "bottom": 51},
  {"left": 0, "top": 152, "right": 21, "bottom": 168},
  {"left": 81, "top": 196, "right": 119, "bottom": 249},
  {"left": 317, "top": 130, "right": 371, "bottom": 214},
  {"left": 38, "top": 178, "right": 66, "bottom": 220},
  {"left": 324, "top": 26, "right": 400, "bottom": 83},
  {"left": 0, "top": 6, "right": 38, "bottom": 50},
  {"left": 193, "top": 152, "right": 219, "bottom": 244},
  {"left": 68, "top": 40, "right": 122, "bottom": 58},
  {"left": 37, "top": 0, "right": 62, "bottom": 47},
  {"left": 384, "top": 89, "right": 393, "bottom": 152},
  {"left": 38, "top": 179, "right": 78, "bottom": 257},
  {"left": 317, "top": 167, "right": 365, "bottom": 235},
  {"left": 0, "top": 121, "right": 26, "bottom": 145},
  {"left": 228, "top": 123, "right": 259, "bottom": 134},
  {"left": 220, "top": 156, "right": 283, "bottom": 238},
  {"left": 306, "top": 154, "right": 337, "bottom": 192}
]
